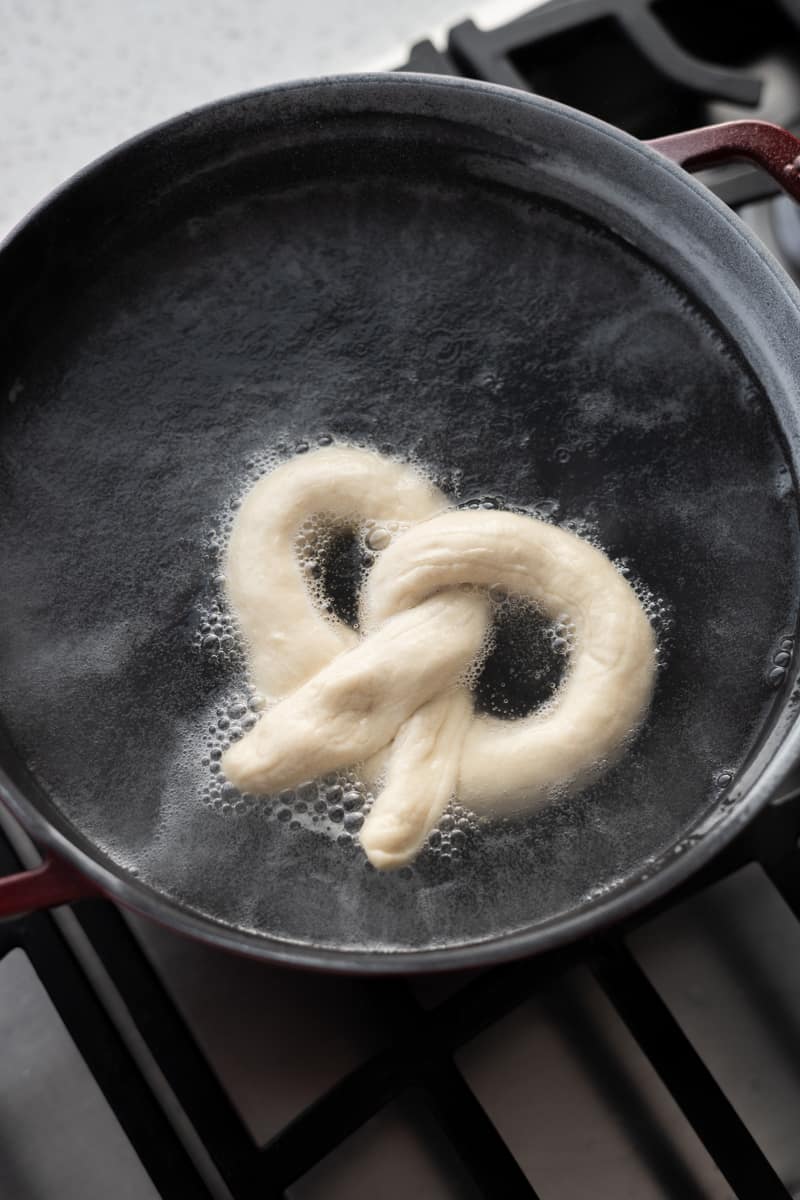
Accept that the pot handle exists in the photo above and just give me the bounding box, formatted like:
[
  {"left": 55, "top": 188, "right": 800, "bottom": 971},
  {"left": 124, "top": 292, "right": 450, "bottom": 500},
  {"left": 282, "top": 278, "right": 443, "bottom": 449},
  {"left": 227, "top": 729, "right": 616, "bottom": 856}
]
[
  {"left": 648, "top": 119, "right": 800, "bottom": 203},
  {"left": 0, "top": 854, "right": 97, "bottom": 918}
]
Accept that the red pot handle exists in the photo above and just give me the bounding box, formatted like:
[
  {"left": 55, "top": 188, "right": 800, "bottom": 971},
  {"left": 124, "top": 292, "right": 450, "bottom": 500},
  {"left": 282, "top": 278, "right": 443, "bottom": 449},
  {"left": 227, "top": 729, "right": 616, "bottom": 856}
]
[
  {"left": 648, "top": 119, "right": 800, "bottom": 203},
  {"left": 0, "top": 854, "right": 98, "bottom": 918}
]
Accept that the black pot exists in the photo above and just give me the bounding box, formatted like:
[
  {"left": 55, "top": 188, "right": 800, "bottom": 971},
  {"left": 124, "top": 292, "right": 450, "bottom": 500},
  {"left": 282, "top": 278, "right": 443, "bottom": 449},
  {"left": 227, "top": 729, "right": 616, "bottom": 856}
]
[{"left": 1, "top": 74, "right": 800, "bottom": 972}]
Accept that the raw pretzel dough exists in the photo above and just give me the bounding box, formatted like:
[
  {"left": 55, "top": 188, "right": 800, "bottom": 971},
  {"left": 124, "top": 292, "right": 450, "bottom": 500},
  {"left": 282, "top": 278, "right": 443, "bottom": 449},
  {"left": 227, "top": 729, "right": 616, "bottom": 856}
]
[{"left": 221, "top": 446, "right": 655, "bottom": 869}]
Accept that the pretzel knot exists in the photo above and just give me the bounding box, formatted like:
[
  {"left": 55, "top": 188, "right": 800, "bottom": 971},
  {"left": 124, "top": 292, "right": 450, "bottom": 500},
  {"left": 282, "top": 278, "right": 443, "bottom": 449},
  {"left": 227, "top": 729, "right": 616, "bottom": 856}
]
[{"left": 221, "top": 446, "right": 655, "bottom": 869}]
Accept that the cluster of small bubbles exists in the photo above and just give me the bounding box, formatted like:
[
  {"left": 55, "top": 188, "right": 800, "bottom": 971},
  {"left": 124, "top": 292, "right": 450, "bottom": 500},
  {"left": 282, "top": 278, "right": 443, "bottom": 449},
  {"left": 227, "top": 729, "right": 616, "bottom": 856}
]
[
  {"left": 424, "top": 802, "right": 480, "bottom": 866},
  {"left": 295, "top": 513, "right": 337, "bottom": 617},
  {"left": 767, "top": 635, "right": 794, "bottom": 688},
  {"left": 193, "top": 600, "right": 241, "bottom": 667},
  {"left": 559, "top": 514, "right": 603, "bottom": 547},
  {"left": 629, "top": 577, "right": 674, "bottom": 663},
  {"left": 545, "top": 612, "right": 577, "bottom": 656},
  {"left": 428, "top": 466, "right": 464, "bottom": 497},
  {"left": 196, "top": 696, "right": 379, "bottom": 847},
  {"left": 460, "top": 494, "right": 505, "bottom": 512},
  {"left": 197, "top": 690, "right": 259, "bottom": 814},
  {"left": 583, "top": 878, "right": 625, "bottom": 903},
  {"left": 532, "top": 498, "right": 559, "bottom": 521},
  {"left": 458, "top": 618, "right": 496, "bottom": 693}
]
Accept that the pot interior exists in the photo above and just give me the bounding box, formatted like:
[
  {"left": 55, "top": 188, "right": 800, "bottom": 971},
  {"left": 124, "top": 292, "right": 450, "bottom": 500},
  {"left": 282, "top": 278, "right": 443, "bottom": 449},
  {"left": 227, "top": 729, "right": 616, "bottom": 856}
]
[{"left": 0, "top": 82, "right": 798, "bottom": 960}]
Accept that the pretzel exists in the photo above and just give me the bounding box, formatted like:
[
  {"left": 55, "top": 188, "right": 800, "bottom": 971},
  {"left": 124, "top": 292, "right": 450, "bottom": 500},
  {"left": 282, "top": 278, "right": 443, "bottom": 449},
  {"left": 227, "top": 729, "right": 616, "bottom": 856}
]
[{"left": 221, "top": 446, "right": 655, "bottom": 868}]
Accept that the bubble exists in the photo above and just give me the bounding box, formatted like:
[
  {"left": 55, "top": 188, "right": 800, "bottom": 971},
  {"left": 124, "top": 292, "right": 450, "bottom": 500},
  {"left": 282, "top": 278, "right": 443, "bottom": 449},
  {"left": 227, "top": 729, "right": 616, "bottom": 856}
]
[
  {"left": 366, "top": 527, "right": 391, "bottom": 551},
  {"left": 317, "top": 434, "right": 333, "bottom": 445},
  {"left": 534, "top": 498, "right": 559, "bottom": 519},
  {"left": 326, "top": 785, "right": 343, "bottom": 803},
  {"left": 439, "top": 815, "right": 454, "bottom": 832},
  {"left": 202, "top": 634, "right": 220, "bottom": 652},
  {"left": 329, "top": 806, "right": 345, "bottom": 823},
  {"left": 768, "top": 666, "right": 786, "bottom": 687},
  {"left": 344, "top": 811, "right": 364, "bottom": 832},
  {"left": 277, "top": 807, "right": 292, "bottom": 822},
  {"left": 295, "top": 441, "right": 309, "bottom": 454},
  {"left": 342, "top": 789, "right": 362, "bottom": 811},
  {"left": 220, "top": 781, "right": 238, "bottom": 802}
]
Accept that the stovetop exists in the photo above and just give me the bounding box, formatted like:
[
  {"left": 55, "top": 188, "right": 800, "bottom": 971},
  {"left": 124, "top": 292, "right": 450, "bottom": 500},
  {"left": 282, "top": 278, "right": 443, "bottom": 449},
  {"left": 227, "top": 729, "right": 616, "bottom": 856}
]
[{"left": 5, "top": 3, "right": 800, "bottom": 1199}]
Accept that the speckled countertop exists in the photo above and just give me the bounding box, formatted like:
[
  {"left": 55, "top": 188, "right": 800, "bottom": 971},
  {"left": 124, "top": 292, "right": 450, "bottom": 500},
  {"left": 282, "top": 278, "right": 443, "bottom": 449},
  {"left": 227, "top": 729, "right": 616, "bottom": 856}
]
[{"left": 1, "top": 0, "right": 521, "bottom": 240}]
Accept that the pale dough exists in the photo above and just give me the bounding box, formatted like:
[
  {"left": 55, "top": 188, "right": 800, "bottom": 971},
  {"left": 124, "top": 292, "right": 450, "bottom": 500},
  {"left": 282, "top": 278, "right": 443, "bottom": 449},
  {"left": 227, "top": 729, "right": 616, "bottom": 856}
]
[{"left": 221, "top": 446, "right": 656, "bottom": 869}]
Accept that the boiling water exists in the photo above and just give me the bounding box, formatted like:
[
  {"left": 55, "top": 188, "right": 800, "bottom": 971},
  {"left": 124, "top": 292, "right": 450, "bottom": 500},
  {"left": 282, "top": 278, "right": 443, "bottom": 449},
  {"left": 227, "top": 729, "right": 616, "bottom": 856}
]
[{"left": 0, "top": 161, "right": 797, "bottom": 952}]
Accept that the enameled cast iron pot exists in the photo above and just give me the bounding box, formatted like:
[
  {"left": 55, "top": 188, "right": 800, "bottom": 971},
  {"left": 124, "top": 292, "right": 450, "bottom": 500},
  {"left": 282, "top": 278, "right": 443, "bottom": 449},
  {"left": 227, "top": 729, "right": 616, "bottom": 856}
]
[{"left": 2, "top": 74, "right": 800, "bottom": 972}]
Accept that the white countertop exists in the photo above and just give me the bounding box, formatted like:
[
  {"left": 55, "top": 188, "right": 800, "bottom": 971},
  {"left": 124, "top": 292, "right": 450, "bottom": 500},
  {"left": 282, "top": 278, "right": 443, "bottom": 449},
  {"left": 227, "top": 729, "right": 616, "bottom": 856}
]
[{"left": 1, "top": 0, "right": 534, "bottom": 241}]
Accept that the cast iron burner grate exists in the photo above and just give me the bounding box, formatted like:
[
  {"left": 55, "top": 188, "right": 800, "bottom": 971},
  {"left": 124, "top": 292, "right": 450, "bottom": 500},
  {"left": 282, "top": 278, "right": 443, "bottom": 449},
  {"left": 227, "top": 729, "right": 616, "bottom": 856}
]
[
  {"left": 401, "top": 0, "right": 800, "bottom": 207},
  {"left": 5, "top": 1, "right": 800, "bottom": 1197},
  {"left": 4, "top": 793, "right": 800, "bottom": 1199}
]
